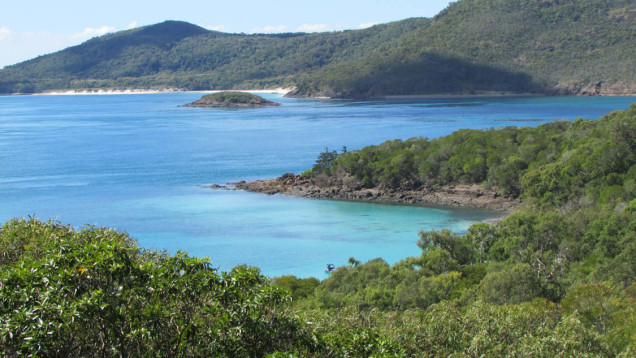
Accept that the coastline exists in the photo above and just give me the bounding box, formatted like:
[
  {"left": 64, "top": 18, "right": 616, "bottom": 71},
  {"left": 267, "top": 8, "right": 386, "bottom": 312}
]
[
  {"left": 224, "top": 173, "right": 521, "bottom": 212},
  {"left": 381, "top": 93, "right": 545, "bottom": 100},
  {"left": 34, "top": 88, "right": 294, "bottom": 96},
  {"left": 16, "top": 89, "right": 635, "bottom": 98}
]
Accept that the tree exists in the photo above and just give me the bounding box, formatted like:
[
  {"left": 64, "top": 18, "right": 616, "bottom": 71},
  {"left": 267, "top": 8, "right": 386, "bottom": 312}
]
[
  {"left": 312, "top": 147, "right": 339, "bottom": 175},
  {"left": 478, "top": 263, "right": 542, "bottom": 305},
  {"left": 418, "top": 229, "right": 476, "bottom": 267}
]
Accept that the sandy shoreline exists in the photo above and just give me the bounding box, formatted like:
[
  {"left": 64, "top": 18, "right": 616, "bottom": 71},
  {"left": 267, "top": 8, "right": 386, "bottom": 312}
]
[
  {"left": 34, "top": 88, "right": 294, "bottom": 96},
  {"left": 18, "top": 90, "right": 635, "bottom": 98}
]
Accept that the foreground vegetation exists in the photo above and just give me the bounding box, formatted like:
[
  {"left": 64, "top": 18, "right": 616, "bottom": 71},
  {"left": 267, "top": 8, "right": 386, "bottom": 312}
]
[
  {"left": 1, "top": 0, "right": 634, "bottom": 96},
  {"left": 2, "top": 104, "right": 635, "bottom": 356},
  {"left": 0, "top": 219, "right": 318, "bottom": 356}
]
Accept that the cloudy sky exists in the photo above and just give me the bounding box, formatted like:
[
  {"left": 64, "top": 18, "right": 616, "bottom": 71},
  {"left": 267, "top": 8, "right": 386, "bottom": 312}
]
[{"left": 0, "top": 0, "right": 453, "bottom": 68}]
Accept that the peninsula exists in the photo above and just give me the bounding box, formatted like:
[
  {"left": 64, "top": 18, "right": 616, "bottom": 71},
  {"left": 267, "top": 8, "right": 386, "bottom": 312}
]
[
  {"left": 181, "top": 91, "right": 280, "bottom": 107},
  {"left": 229, "top": 102, "right": 636, "bottom": 213}
]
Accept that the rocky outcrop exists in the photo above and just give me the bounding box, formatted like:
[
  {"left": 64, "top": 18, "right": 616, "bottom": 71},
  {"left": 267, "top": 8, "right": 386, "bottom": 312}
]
[
  {"left": 284, "top": 87, "right": 338, "bottom": 99},
  {"left": 182, "top": 92, "right": 280, "bottom": 107},
  {"left": 552, "top": 81, "right": 636, "bottom": 96},
  {"left": 228, "top": 173, "right": 521, "bottom": 211}
]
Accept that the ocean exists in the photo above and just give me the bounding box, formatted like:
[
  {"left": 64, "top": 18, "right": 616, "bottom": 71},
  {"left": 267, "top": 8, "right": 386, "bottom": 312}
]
[{"left": 1, "top": 93, "right": 634, "bottom": 277}]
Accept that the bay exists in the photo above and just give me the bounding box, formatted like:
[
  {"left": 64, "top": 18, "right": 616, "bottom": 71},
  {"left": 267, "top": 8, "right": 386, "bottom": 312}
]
[{"left": 1, "top": 93, "right": 634, "bottom": 277}]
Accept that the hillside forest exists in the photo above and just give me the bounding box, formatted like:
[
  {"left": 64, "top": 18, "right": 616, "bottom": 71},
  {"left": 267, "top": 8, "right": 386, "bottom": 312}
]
[{"left": 1, "top": 0, "right": 634, "bottom": 97}]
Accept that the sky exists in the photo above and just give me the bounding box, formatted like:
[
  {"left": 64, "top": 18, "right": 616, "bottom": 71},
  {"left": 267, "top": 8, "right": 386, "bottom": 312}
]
[{"left": 0, "top": 0, "right": 454, "bottom": 68}]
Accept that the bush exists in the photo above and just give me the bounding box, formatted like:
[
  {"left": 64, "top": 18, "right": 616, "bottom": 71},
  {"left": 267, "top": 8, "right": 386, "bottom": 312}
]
[{"left": 0, "top": 218, "right": 314, "bottom": 357}]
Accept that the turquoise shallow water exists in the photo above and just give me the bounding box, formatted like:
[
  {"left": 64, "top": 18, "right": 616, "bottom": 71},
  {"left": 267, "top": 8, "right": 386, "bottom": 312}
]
[{"left": 1, "top": 93, "right": 634, "bottom": 277}]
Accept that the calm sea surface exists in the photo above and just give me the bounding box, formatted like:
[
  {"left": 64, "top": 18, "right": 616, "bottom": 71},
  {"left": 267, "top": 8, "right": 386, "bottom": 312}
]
[{"left": 1, "top": 93, "right": 634, "bottom": 277}]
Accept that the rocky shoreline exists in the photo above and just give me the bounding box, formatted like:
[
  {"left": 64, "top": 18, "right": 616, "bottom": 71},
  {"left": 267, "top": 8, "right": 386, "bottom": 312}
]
[
  {"left": 181, "top": 91, "right": 280, "bottom": 108},
  {"left": 220, "top": 173, "right": 521, "bottom": 211}
]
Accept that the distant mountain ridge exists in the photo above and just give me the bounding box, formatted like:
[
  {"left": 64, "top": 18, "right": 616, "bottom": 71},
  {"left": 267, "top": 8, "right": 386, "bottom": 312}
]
[{"left": 1, "top": 0, "right": 634, "bottom": 97}]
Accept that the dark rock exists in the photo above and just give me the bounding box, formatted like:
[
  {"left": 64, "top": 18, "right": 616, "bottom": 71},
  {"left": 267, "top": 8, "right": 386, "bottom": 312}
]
[{"left": 227, "top": 174, "right": 519, "bottom": 211}]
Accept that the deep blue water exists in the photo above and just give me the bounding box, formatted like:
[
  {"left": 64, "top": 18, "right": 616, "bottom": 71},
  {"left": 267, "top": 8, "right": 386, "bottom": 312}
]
[{"left": 1, "top": 93, "right": 634, "bottom": 277}]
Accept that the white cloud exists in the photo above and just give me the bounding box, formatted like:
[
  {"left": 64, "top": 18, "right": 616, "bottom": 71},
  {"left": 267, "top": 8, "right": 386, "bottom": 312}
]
[
  {"left": 205, "top": 24, "right": 229, "bottom": 32},
  {"left": 296, "top": 24, "right": 330, "bottom": 33},
  {"left": 358, "top": 22, "right": 378, "bottom": 29},
  {"left": 72, "top": 25, "right": 116, "bottom": 40},
  {"left": 0, "top": 31, "right": 71, "bottom": 68},
  {"left": 0, "top": 27, "right": 13, "bottom": 41},
  {"left": 1, "top": 24, "right": 116, "bottom": 68},
  {"left": 250, "top": 25, "right": 289, "bottom": 33},
  {"left": 126, "top": 21, "right": 139, "bottom": 30}
]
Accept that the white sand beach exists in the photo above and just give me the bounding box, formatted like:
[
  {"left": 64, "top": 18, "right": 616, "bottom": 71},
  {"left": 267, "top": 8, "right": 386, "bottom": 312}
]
[{"left": 38, "top": 88, "right": 294, "bottom": 96}]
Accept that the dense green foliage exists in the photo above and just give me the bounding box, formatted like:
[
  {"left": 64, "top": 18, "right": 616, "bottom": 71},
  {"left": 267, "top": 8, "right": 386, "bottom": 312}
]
[
  {"left": 0, "top": 218, "right": 316, "bottom": 357},
  {"left": 1, "top": 0, "right": 634, "bottom": 96},
  {"left": 2, "top": 219, "right": 633, "bottom": 356},
  {"left": 299, "top": 295, "right": 635, "bottom": 357},
  {"left": 2, "top": 105, "right": 635, "bottom": 356},
  {"left": 308, "top": 103, "right": 636, "bottom": 203},
  {"left": 293, "top": 0, "right": 636, "bottom": 97}
]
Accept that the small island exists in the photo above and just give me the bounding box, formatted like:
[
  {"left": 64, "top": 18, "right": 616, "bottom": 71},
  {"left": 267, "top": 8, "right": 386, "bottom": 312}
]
[{"left": 182, "top": 91, "right": 280, "bottom": 108}]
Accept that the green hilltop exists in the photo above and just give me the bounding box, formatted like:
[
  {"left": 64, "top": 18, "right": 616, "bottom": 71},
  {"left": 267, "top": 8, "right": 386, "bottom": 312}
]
[
  {"left": 1, "top": 0, "right": 634, "bottom": 96},
  {"left": 0, "top": 19, "right": 429, "bottom": 94}
]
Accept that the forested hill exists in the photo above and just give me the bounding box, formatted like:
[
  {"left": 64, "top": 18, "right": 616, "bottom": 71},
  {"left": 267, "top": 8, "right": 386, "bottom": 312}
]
[
  {"left": 291, "top": 0, "right": 636, "bottom": 97},
  {"left": 0, "top": 18, "right": 429, "bottom": 94},
  {"left": 1, "top": 0, "right": 635, "bottom": 96}
]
